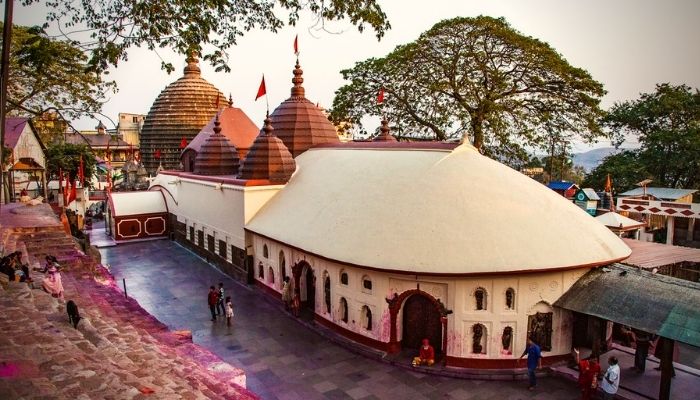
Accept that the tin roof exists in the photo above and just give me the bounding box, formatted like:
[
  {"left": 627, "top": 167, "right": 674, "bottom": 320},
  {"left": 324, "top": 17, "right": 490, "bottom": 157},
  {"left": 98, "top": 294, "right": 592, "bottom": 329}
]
[
  {"left": 547, "top": 180, "right": 578, "bottom": 191},
  {"left": 554, "top": 264, "right": 700, "bottom": 347},
  {"left": 619, "top": 187, "right": 697, "bottom": 200},
  {"left": 581, "top": 188, "right": 600, "bottom": 201},
  {"left": 4, "top": 117, "right": 29, "bottom": 149},
  {"left": 621, "top": 239, "right": 700, "bottom": 269}
]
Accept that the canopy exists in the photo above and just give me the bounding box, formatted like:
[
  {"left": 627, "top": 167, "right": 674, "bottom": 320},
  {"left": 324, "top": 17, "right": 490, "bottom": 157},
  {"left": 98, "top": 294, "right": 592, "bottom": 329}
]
[
  {"left": 595, "top": 212, "right": 646, "bottom": 231},
  {"left": 554, "top": 264, "right": 700, "bottom": 347},
  {"left": 622, "top": 239, "right": 700, "bottom": 269},
  {"left": 108, "top": 191, "right": 167, "bottom": 217}
]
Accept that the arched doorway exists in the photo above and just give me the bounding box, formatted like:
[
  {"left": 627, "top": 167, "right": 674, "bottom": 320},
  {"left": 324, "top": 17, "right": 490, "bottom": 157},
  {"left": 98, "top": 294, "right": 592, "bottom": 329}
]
[
  {"left": 402, "top": 294, "right": 443, "bottom": 354},
  {"left": 304, "top": 266, "right": 316, "bottom": 312}
]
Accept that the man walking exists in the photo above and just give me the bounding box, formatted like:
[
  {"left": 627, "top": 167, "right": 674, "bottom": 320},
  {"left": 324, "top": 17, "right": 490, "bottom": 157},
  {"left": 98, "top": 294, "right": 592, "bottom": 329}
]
[
  {"left": 208, "top": 286, "right": 218, "bottom": 321},
  {"left": 216, "top": 282, "right": 225, "bottom": 316},
  {"left": 600, "top": 356, "right": 620, "bottom": 400},
  {"left": 519, "top": 337, "right": 542, "bottom": 390}
]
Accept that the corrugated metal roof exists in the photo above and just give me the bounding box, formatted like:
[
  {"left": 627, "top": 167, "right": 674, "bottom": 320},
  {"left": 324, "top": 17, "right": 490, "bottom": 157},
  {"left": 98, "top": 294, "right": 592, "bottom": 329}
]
[
  {"left": 582, "top": 188, "right": 600, "bottom": 201},
  {"left": 554, "top": 264, "right": 700, "bottom": 347},
  {"left": 547, "top": 180, "right": 578, "bottom": 190},
  {"left": 621, "top": 239, "right": 700, "bottom": 269},
  {"left": 619, "top": 187, "right": 697, "bottom": 200}
]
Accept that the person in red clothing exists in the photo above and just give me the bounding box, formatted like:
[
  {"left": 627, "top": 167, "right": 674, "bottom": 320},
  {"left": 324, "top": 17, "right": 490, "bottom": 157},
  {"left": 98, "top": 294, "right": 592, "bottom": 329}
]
[
  {"left": 575, "top": 348, "right": 601, "bottom": 400},
  {"left": 412, "top": 338, "right": 435, "bottom": 367},
  {"left": 207, "top": 286, "right": 218, "bottom": 322}
]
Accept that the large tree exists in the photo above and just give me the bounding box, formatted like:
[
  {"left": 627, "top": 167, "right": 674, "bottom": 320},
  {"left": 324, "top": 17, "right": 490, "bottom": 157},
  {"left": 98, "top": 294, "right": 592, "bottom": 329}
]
[
  {"left": 1, "top": 23, "right": 115, "bottom": 119},
  {"left": 604, "top": 83, "right": 700, "bottom": 190},
  {"left": 583, "top": 151, "right": 649, "bottom": 194},
  {"left": 44, "top": 143, "right": 97, "bottom": 184},
  {"left": 22, "top": 0, "right": 390, "bottom": 73},
  {"left": 331, "top": 16, "right": 606, "bottom": 163}
]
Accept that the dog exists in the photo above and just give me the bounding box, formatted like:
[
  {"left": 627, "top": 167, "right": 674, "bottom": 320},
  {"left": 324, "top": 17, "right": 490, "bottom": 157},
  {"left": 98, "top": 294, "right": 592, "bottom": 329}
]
[{"left": 66, "top": 300, "right": 81, "bottom": 329}]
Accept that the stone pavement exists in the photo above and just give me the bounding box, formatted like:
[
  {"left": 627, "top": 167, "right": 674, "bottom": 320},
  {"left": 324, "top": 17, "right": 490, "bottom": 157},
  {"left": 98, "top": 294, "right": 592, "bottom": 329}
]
[{"left": 102, "top": 239, "right": 581, "bottom": 400}]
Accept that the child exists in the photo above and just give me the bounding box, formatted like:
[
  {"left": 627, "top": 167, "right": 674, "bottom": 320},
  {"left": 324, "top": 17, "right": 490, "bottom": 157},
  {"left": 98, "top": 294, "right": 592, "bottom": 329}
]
[{"left": 225, "top": 296, "right": 234, "bottom": 327}]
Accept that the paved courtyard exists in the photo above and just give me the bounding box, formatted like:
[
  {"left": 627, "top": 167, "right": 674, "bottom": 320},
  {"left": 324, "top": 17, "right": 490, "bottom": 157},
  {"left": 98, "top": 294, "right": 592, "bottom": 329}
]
[{"left": 101, "top": 239, "right": 580, "bottom": 400}]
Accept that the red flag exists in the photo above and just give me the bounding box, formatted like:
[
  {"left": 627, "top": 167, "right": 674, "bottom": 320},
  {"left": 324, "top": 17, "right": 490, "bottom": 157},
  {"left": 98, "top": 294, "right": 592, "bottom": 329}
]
[
  {"left": 67, "top": 179, "right": 77, "bottom": 204},
  {"left": 78, "top": 155, "right": 85, "bottom": 185},
  {"left": 179, "top": 137, "right": 188, "bottom": 150},
  {"left": 294, "top": 35, "right": 299, "bottom": 55},
  {"left": 155, "top": 149, "right": 161, "bottom": 160},
  {"left": 255, "top": 75, "right": 266, "bottom": 101},
  {"left": 377, "top": 87, "right": 385, "bottom": 105}
]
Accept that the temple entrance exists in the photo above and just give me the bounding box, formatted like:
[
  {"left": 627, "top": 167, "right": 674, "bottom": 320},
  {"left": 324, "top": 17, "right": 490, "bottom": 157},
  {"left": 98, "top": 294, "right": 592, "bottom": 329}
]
[
  {"left": 304, "top": 266, "right": 316, "bottom": 312},
  {"left": 402, "top": 294, "right": 442, "bottom": 354}
]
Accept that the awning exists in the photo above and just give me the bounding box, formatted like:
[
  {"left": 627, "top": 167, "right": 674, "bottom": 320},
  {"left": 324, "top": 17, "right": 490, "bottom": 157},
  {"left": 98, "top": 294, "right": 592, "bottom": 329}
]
[
  {"left": 622, "top": 239, "right": 700, "bottom": 269},
  {"left": 10, "top": 157, "right": 44, "bottom": 171},
  {"left": 554, "top": 264, "right": 700, "bottom": 347}
]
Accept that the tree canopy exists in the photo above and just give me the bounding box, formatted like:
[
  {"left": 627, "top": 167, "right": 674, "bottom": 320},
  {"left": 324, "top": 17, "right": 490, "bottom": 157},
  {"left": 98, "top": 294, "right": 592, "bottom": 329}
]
[
  {"left": 1, "top": 23, "right": 115, "bottom": 119},
  {"left": 330, "top": 16, "right": 606, "bottom": 164},
  {"left": 588, "top": 84, "right": 700, "bottom": 191},
  {"left": 22, "top": 0, "right": 390, "bottom": 73},
  {"left": 44, "top": 143, "right": 97, "bottom": 184}
]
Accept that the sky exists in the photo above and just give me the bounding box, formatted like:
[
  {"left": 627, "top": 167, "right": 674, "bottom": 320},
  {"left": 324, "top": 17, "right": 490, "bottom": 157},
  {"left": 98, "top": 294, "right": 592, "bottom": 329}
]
[{"left": 9, "top": 0, "right": 700, "bottom": 152}]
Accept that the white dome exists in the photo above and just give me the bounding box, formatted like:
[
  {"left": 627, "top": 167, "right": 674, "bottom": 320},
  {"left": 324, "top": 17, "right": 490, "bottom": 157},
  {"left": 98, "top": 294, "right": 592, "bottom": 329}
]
[{"left": 246, "top": 144, "right": 631, "bottom": 275}]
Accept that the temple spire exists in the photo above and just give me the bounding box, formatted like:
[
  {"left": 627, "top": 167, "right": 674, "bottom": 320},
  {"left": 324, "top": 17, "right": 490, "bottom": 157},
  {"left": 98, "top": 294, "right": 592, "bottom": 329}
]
[
  {"left": 374, "top": 119, "right": 397, "bottom": 142},
  {"left": 291, "top": 61, "right": 305, "bottom": 98},
  {"left": 183, "top": 51, "right": 201, "bottom": 76},
  {"left": 263, "top": 112, "right": 274, "bottom": 136}
]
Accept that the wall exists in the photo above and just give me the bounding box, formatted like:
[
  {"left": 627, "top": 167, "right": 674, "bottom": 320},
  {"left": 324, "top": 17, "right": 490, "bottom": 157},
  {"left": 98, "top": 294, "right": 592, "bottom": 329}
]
[{"left": 251, "top": 233, "right": 585, "bottom": 368}]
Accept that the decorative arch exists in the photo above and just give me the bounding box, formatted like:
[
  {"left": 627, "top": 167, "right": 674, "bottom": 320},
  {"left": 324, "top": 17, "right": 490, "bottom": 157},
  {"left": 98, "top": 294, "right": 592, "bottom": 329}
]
[
  {"left": 386, "top": 289, "right": 452, "bottom": 355},
  {"left": 340, "top": 269, "right": 349, "bottom": 286},
  {"left": 278, "top": 250, "right": 286, "bottom": 288},
  {"left": 505, "top": 288, "right": 515, "bottom": 310},
  {"left": 291, "top": 260, "right": 315, "bottom": 312},
  {"left": 262, "top": 244, "right": 269, "bottom": 258},
  {"left": 323, "top": 271, "right": 331, "bottom": 314},
  {"left": 267, "top": 266, "right": 275, "bottom": 285},
  {"left": 528, "top": 301, "right": 554, "bottom": 352},
  {"left": 362, "top": 305, "right": 372, "bottom": 331},
  {"left": 339, "top": 297, "right": 349, "bottom": 323},
  {"left": 257, "top": 261, "right": 264, "bottom": 279},
  {"left": 474, "top": 287, "right": 487, "bottom": 310},
  {"left": 471, "top": 324, "right": 487, "bottom": 354}
]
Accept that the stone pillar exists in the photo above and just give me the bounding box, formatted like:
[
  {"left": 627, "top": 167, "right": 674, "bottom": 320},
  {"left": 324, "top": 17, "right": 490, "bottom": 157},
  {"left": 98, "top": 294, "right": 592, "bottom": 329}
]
[
  {"left": 666, "top": 217, "right": 675, "bottom": 245},
  {"left": 688, "top": 218, "right": 696, "bottom": 242}
]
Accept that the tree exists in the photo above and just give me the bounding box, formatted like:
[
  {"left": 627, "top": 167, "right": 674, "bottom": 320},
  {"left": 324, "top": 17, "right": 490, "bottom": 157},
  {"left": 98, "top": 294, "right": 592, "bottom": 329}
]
[
  {"left": 44, "top": 143, "right": 97, "bottom": 185},
  {"left": 1, "top": 23, "right": 115, "bottom": 121},
  {"left": 331, "top": 16, "right": 606, "bottom": 164},
  {"left": 22, "top": 0, "right": 390, "bottom": 73},
  {"left": 583, "top": 151, "right": 649, "bottom": 193},
  {"left": 605, "top": 84, "right": 700, "bottom": 190}
]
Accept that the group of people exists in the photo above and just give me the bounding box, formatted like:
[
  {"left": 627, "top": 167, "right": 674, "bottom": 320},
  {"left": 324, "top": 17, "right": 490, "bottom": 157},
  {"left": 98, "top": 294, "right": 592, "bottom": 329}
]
[
  {"left": 574, "top": 348, "right": 620, "bottom": 400},
  {"left": 0, "top": 251, "right": 29, "bottom": 283},
  {"left": 207, "top": 282, "right": 233, "bottom": 326}
]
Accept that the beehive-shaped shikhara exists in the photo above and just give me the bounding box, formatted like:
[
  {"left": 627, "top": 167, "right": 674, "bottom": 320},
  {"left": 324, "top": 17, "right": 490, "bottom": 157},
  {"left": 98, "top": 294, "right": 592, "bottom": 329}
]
[
  {"left": 238, "top": 116, "right": 296, "bottom": 183},
  {"left": 193, "top": 114, "right": 240, "bottom": 176},
  {"left": 140, "top": 55, "right": 228, "bottom": 173},
  {"left": 268, "top": 61, "right": 339, "bottom": 158}
]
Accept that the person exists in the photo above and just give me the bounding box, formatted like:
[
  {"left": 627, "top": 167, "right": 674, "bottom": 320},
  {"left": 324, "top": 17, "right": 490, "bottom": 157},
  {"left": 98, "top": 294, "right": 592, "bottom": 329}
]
[
  {"left": 225, "top": 296, "right": 234, "bottom": 327},
  {"left": 633, "top": 330, "right": 651, "bottom": 372},
  {"left": 216, "top": 282, "right": 225, "bottom": 316},
  {"left": 42, "top": 265, "right": 64, "bottom": 299},
  {"left": 519, "top": 337, "right": 542, "bottom": 390},
  {"left": 291, "top": 293, "right": 301, "bottom": 317},
  {"left": 207, "top": 286, "right": 218, "bottom": 321},
  {"left": 574, "top": 348, "right": 601, "bottom": 400},
  {"left": 600, "top": 356, "right": 620, "bottom": 400},
  {"left": 412, "top": 338, "right": 435, "bottom": 367},
  {"left": 281, "top": 277, "right": 292, "bottom": 310}
]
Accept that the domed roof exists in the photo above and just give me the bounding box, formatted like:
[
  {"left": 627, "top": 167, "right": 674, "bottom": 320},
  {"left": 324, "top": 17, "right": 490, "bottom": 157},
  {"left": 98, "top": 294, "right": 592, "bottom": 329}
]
[
  {"left": 193, "top": 114, "right": 240, "bottom": 176},
  {"left": 246, "top": 144, "right": 631, "bottom": 275},
  {"left": 140, "top": 55, "right": 228, "bottom": 172},
  {"left": 269, "top": 61, "right": 340, "bottom": 158},
  {"left": 373, "top": 119, "right": 397, "bottom": 142},
  {"left": 238, "top": 116, "right": 296, "bottom": 183},
  {"left": 185, "top": 101, "right": 259, "bottom": 161}
]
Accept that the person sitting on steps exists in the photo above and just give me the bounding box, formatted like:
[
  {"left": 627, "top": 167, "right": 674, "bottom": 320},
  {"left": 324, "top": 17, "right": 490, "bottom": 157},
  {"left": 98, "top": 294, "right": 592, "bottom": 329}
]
[{"left": 412, "top": 338, "right": 435, "bottom": 367}]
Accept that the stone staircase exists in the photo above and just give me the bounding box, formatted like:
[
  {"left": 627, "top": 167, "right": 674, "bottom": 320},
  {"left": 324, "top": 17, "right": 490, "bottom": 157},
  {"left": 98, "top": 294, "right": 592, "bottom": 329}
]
[{"left": 0, "top": 215, "right": 256, "bottom": 399}]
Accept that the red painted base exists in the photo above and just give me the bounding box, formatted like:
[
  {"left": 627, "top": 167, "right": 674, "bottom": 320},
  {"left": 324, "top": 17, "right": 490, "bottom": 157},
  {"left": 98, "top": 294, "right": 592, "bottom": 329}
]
[
  {"left": 254, "top": 280, "right": 282, "bottom": 300},
  {"left": 314, "top": 314, "right": 391, "bottom": 352},
  {"left": 445, "top": 353, "right": 570, "bottom": 369}
]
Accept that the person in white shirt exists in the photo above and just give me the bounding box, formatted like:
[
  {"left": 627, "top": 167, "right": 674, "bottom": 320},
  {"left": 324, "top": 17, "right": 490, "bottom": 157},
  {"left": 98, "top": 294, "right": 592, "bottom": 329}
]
[{"left": 599, "top": 356, "right": 620, "bottom": 400}]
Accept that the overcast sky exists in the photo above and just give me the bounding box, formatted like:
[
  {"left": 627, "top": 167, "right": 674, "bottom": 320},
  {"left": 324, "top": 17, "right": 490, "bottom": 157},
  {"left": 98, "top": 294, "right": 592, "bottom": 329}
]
[{"left": 11, "top": 0, "right": 700, "bottom": 151}]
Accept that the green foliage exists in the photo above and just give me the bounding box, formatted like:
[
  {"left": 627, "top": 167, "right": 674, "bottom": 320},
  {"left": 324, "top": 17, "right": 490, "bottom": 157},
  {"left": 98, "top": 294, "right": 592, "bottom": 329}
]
[
  {"left": 330, "top": 16, "right": 606, "bottom": 165},
  {"left": 22, "top": 0, "right": 390, "bottom": 73},
  {"left": 583, "top": 151, "right": 649, "bottom": 193},
  {"left": 44, "top": 143, "right": 97, "bottom": 183},
  {"left": 602, "top": 84, "right": 700, "bottom": 190},
  {"left": 1, "top": 23, "right": 115, "bottom": 119}
]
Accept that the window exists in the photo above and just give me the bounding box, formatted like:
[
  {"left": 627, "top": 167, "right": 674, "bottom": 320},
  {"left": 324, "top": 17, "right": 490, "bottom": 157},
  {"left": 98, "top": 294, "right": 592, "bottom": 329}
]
[
  {"left": 340, "top": 271, "right": 348, "bottom": 285},
  {"left": 501, "top": 327, "right": 513, "bottom": 355},
  {"left": 132, "top": 116, "right": 139, "bottom": 123},
  {"left": 475, "top": 288, "right": 487, "bottom": 310},
  {"left": 258, "top": 262, "right": 264, "bottom": 279},
  {"left": 263, "top": 244, "right": 269, "bottom": 258},
  {"left": 219, "top": 240, "right": 227, "bottom": 259},
  {"left": 528, "top": 311, "right": 553, "bottom": 351},
  {"left": 268, "top": 267, "right": 275, "bottom": 285},
  {"left": 472, "top": 324, "right": 487, "bottom": 354},
  {"left": 362, "top": 305, "right": 372, "bottom": 331},
  {"left": 324, "top": 274, "right": 331, "bottom": 314},
  {"left": 279, "top": 251, "right": 286, "bottom": 278},
  {"left": 189, "top": 226, "right": 194, "bottom": 241},
  {"left": 207, "top": 235, "right": 215, "bottom": 252},
  {"left": 362, "top": 276, "right": 372, "bottom": 291},
  {"left": 339, "top": 297, "right": 348, "bottom": 323},
  {"left": 197, "top": 230, "right": 204, "bottom": 247},
  {"left": 505, "top": 288, "right": 515, "bottom": 310}
]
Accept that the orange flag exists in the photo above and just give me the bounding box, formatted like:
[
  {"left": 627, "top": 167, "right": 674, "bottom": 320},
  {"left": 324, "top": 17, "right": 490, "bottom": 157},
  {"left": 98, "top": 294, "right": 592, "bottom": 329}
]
[
  {"left": 255, "top": 75, "right": 267, "bottom": 101},
  {"left": 604, "top": 174, "right": 612, "bottom": 193}
]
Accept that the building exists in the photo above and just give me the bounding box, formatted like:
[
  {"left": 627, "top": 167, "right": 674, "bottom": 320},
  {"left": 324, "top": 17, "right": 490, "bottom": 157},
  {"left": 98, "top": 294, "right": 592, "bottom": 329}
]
[
  {"left": 66, "top": 122, "right": 132, "bottom": 171},
  {"left": 546, "top": 180, "right": 579, "bottom": 199},
  {"left": 114, "top": 57, "right": 635, "bottom": 371},
  {"left": 2, "top": 117, "right": 47, "bottom": 201},
  {"left": 573, "top": 188, "right": 600, "bottom": 216},
  {"left": 117, "top": 113, "right": 145, "bottom": 147}
]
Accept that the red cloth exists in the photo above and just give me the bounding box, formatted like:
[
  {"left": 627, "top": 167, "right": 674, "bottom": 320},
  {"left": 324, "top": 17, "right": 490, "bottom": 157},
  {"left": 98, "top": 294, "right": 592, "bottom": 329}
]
[
  {"left": 419, "top": 344, "right": 435, "bottom": 361},
  {"left": 255, "top": 76, "right": 266, "bottom": 101},
  {"left": 578, "top": 360, "right": 600, "bottom": 386},
  {"left": 208, "top": 291, "right": 218, "bottom": 306}
]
